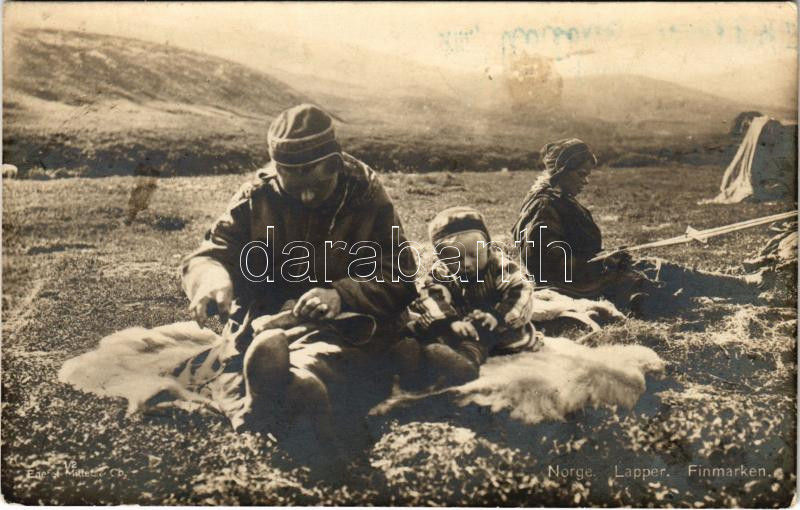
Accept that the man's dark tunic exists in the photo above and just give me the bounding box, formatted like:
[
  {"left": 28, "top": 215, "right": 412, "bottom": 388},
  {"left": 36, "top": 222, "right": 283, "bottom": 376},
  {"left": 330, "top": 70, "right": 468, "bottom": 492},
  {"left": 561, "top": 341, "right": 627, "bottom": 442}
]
[
  {"left": 182, "top": 153, "right": 417, "bottom": 327},
  {"left": 178, "top": 154, "right": 418, "bottom": 432}
]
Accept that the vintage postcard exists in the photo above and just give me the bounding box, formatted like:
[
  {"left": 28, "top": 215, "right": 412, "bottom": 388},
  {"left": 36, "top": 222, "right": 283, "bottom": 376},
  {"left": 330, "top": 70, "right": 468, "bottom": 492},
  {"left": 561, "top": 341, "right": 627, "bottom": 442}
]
[{"left": 2, "top": 2, "right": 797, "bottom": 506}]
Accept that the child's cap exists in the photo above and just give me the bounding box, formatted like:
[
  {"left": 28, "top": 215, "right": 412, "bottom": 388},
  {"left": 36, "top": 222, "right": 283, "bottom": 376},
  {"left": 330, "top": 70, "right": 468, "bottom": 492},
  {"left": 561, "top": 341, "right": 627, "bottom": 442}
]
[{"left": 428, "top": 206, "right": 491, "bottom": 244}]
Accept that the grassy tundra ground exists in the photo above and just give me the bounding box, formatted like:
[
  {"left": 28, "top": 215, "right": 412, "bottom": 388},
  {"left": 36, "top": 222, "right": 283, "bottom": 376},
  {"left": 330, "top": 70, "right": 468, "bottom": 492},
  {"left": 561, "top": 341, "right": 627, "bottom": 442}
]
[{"left": 1, "top": 165, "right": 796, "bottom": 506}]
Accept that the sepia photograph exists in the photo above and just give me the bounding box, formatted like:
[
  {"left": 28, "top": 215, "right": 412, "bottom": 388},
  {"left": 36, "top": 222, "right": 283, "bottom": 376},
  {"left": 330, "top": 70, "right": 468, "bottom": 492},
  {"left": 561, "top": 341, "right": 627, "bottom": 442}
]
[{"left": 2, "top": 2, "right": 798, "bottom": 506}]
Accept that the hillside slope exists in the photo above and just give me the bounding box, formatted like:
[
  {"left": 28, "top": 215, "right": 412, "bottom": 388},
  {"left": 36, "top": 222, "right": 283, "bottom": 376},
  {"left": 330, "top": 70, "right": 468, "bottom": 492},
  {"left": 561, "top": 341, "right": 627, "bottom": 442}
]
[
  {"left": 4, "top": 29, "right": 308, "bottom": 176},
  {"left": 2, "top": 28, "right": 775, "bottom": 176},
  {"left": 564, "top": 74, "right": 744, "bottom": 127},
  {"left": 6, "top": 28, "right": 304, "bottom": 118}
]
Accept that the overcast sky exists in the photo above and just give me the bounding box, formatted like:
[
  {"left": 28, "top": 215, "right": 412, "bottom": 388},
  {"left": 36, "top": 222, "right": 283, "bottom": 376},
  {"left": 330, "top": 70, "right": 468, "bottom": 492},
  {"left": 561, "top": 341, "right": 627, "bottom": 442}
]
[{"left": 6, "top": 2, "right": 797, "bottom": 95}]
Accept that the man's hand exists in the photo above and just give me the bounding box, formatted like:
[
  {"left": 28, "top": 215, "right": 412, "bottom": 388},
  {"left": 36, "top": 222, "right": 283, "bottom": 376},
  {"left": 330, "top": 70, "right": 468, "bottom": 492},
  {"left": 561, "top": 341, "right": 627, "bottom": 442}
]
[
  {"left": 293, "top": 287, "right": 341, "bottom": 320},
  {"left": 451, "top": 320, "right": 479, "bottom": 341},
  {"left": 469, "top": 310, "right": 498, "bottom": 331},
  {"left": 189, "top": 276, "right": 234, "bottom": 327}
]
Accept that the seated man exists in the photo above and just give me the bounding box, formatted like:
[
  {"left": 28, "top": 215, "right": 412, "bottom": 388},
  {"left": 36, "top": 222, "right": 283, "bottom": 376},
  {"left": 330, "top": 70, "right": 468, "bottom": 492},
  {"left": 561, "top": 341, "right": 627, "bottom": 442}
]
[{"left": 180, "top": 104, "right": 418, "bottom": 444}]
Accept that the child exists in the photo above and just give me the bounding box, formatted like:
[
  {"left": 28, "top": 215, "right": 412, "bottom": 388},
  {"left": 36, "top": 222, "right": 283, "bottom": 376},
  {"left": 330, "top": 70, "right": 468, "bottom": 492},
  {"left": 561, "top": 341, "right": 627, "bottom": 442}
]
[{"left": 408, "top": 206, "right": 541, "bottom": 385}]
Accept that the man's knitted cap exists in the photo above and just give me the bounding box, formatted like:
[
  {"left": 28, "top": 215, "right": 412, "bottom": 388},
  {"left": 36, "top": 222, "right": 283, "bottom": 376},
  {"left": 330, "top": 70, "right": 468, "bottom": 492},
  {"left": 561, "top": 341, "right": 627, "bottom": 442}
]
[
  {"left": 428, "top": 206, "right": 490, "bottom": 244},
  {"left": 540, "top": 138, "right": 597, "bottom": 179},
  {"left": 267, "top": 104, "right": 342, "bottom": 167}
]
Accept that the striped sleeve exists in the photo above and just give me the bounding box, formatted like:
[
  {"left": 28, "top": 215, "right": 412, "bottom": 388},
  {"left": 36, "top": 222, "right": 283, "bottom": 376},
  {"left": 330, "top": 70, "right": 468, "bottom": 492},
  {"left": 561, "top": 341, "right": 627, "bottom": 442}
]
[
  {"left": 491, "top": 250, "right": 535, "bottom": 327},
  {"left": 408, "top": 267, "right": 461, "bottom": 332}
]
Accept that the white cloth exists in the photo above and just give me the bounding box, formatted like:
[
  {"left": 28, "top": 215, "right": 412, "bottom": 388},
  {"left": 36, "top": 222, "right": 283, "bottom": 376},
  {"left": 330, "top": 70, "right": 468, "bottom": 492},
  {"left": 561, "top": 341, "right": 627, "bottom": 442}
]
[{"left": 707, "top": 116, "right": 795, "bottom": 204}]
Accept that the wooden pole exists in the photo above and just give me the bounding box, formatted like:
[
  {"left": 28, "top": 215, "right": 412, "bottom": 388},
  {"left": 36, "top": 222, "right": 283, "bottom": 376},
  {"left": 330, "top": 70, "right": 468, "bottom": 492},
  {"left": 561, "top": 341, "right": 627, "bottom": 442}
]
[{"left": 589, "top": 210, "right": 797, "bottom": 262}]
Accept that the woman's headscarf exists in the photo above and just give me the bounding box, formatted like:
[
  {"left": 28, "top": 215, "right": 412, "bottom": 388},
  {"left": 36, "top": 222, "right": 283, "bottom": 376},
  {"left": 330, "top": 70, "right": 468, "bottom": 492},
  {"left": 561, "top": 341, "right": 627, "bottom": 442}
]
[
  {"left": 511, "top": 138, "right": 597, "bottom": 241},
  {"left": 540, "top": 138, "right": 598, "bottom": 181}
]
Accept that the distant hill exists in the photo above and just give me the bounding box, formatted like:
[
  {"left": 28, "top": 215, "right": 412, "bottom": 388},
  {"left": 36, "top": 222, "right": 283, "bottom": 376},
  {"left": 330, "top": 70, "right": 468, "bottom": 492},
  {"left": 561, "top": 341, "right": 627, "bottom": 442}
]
[
  {"left": 3, "top": 28, "right": 787, "bottom": 177},
  {"left": 689, "top": 58, "right": 797, "bottom": 113},
  {"left": 564, "top": 74, "right": 741, "bottom": 124},
  {"left": 267, "top": 44, "right": 779, "bottom": 140},
  {"left": 6, "top": 28, "right": 304, "bottom": 118},
  {"left": 4, "top": 28, "right": 305, "bottom": 176}
]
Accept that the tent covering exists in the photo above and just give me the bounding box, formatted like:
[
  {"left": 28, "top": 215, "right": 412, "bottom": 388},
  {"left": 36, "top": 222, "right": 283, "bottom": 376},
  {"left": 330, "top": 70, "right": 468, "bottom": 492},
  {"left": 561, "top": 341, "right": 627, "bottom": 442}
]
[{"left": 708, "top": 116, "right": 797, "bottom": 204}]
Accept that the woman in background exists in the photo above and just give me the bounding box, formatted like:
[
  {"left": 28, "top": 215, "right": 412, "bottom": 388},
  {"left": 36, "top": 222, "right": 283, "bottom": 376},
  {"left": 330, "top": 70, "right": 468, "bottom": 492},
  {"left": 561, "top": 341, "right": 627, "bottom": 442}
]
[{"left": 511, "top": 138, "right": 760, "bottom": 317}]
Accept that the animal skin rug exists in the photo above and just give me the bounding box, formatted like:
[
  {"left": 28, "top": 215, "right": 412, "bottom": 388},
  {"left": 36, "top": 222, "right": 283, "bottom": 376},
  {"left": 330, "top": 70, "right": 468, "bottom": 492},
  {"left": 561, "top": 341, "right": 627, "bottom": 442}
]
[
  {"left": 528, "top": 288, "right": 624, "bottom": 330},
  {"left": 58, "top": 322, "right": 222, "bottom": 415},
  {"left": 58, "top": 290, "right": 642, "bottom": 424},
  {"left": 369, "top": 337, "right": 665, "bottom": 424}
]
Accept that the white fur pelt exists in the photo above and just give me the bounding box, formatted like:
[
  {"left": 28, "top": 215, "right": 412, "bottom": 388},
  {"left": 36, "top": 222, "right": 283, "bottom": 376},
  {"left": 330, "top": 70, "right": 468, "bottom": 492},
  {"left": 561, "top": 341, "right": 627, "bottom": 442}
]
[
  {"left": 456, "top": 337, "right": 664, "bottom": 423},
  {"left": 60, "top": 287, "right": 637, "bottom": 425},
  {"left": 530, "top": 288, "right": 624, "bottom": 330},
  {"left": 58, "top": 322, "right": 220, "bottom": 414},
  {"left": 371, "top": 337, "right": 665, "bottom": 425},
  {"left": 58, "top": 320, "right": 347, "bottom": 417}
]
